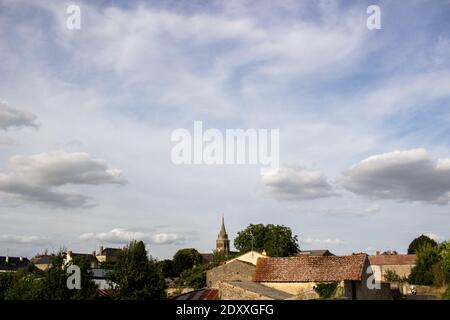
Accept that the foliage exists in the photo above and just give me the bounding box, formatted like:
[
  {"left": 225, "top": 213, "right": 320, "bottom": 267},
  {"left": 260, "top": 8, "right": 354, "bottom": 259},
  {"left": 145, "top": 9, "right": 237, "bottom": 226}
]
[
  {"left": 314, "top": 282, "right": 339, "bottom": 299},
  {"left": 234, "top": 224, "right": 299, "bottom": 257},
  {"left": 3, "top": 270, "right": 43, "bottom": 300},
  {"left": 384, "top": 270, "right": 407, "bottom": 283},
  {"left": 408, "top": 244, "right": 441, "bottom": 285},
  {"left": 408, "top": 235, "right": 438, "bottom": 254},
  {"left": 158, "top": 259, "right": 176, "bottom": 278},
  {"left": 173, "top": 248, "right": 203, "bottom": 275},
  {"left": 180, "top": 264, "right": 209, "bottom": 289},
  {"left": 109, "top": 240, "right": 166, "bottom": 300},
  {"left": 0, "top": 273, "right": 14, "bottom": 300}
]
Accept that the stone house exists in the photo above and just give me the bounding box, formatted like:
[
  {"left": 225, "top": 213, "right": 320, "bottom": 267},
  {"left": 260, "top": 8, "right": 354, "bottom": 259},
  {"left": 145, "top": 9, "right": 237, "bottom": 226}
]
[
  {"left": 219, "top": 281, "right": 293, "bottom": 300},
  {"left": 31, "top": 255, "right": 53, "bottom": 271},
  {"left": 253, "top": 254, "right": 391, "bottom": 300},
  {"left": 207, "top": 259, "right": 256, "bottom": 288},
  {"left": 368, "top": 254, "right": 417, "bottom": 282},
  {"left": 96, "top": 246, "right": 123, "bottom": 263}
]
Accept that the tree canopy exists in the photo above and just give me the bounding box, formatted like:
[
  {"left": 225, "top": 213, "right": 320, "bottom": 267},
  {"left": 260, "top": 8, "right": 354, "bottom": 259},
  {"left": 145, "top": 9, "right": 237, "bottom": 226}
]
[
  {"left": 234, "top": 224, "right": 299, "bottom": 257},
  {"left": 407, "top": 234, "right": 438, "bottom": 254},
  {"left": 109, "top": 240, "right": 166, "bottom": 300},
  {"left": 173, "top": 248, "right": 203, "bottom": 275}
]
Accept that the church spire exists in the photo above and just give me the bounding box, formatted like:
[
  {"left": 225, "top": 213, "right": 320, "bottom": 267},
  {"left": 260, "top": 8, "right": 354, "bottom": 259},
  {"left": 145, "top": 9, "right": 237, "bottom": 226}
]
[
  {"left": 218, "top": 214, "right": 228, "bottom": 239},
  {"left": 216, "top": 214, "right": 230, "bottom": 255}
]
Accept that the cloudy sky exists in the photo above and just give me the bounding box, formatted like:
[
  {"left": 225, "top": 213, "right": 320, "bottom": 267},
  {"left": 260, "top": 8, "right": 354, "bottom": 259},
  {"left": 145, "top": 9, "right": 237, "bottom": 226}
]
[{"left": 1, "top": 0, "right": 450, "bottom": 259}]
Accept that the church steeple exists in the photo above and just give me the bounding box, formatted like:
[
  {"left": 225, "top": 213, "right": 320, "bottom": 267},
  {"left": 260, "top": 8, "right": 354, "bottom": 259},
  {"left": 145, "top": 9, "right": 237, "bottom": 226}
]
[
  {"left": 218, "top": 215, "right": 228, "bottom": 239},
  {"left": 216, "top": 214, "right": 230, "bottom": 255}
]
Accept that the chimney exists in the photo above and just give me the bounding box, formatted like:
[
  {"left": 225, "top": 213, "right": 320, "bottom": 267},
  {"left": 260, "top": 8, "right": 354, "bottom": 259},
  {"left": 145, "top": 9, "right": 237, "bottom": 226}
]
[
  {"left": 68, "top": 250, "right": 73, "bottom": 257},
  {"left": 376, "top": 251, "right": 380, "bottom": 256},
  {"left": 92, "top": 251, "right": 96, "bottom": 256},
  {"left": 5, "top": 256, "right": 8, "bottom": 263},
  {"left": 99, "top": 246, "right": 104, "bottom": 255},
  {"left": 262, "top": 250, "right": 267, "bottom": 256}
]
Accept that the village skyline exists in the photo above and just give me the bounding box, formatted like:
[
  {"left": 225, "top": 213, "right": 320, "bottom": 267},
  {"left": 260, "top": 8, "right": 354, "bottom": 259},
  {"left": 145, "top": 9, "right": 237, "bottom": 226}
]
[{"left": 1, "top": 0, "right": 450, "bottom": 262}]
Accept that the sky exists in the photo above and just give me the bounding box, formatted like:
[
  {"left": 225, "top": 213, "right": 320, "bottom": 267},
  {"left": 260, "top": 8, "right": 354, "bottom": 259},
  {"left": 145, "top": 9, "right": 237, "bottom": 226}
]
[{"left": 0, "top": 0, "right": 450, "bottom": 259}]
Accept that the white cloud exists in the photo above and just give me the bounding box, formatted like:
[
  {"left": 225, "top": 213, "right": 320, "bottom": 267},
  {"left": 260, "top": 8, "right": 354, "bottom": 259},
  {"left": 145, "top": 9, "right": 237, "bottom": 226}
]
[
  {"left": 0, "top": 100, "right": 38, "bottom": 130},
  {"left": 80, "top": 228, "right": 184, "bottom": 245},
  {"left": 0, "top": 151, "right": 126, "bottom": 208},
  {"left": 0, "top": 234, "right": 49, "bottom": 245},
  {"left": 340, "top": 149, "right": 450, "bottom": 205},
  {"left": 301, "top": 238, "right": 345, "bottom": 245},
  {"left": 424, "top": 233, "right": 445, "bottom": 242},
  {"left": 262, "top": 166, "right": 337, "bottom": 200}
]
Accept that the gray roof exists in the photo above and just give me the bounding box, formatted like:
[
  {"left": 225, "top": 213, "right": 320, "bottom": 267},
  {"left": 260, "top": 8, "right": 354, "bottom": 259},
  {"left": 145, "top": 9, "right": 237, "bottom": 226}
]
[
  {"left": 297, "top": 249, "right": 334, "bottom": 256},
  {"left": 223, "top": 281, "right": 294, "bottom": 300},
  {"left": 0, "top": 256, "right": 30, "bottom": 271}
]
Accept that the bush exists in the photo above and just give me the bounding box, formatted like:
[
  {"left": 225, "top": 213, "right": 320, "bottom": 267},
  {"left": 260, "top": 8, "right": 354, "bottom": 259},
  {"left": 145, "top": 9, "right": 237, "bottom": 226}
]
[
  {"left": 384, "top": 270, "right": 407, "bottom": 283},
  {"left": 314, "top": 282, "right": 339, "bottom": 299}
]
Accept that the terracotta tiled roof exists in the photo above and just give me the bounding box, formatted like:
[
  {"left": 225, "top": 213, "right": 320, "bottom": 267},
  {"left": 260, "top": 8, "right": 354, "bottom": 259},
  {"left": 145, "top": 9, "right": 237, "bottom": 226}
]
[
  {"left": 369, "top": 254, "right": 416, "bottom": 266},
  {"left": 253, "top": 254, "right": 367, "bottom": 282},
  {"left": 173, "top": 289, "right": 219, "bottom": 300}
]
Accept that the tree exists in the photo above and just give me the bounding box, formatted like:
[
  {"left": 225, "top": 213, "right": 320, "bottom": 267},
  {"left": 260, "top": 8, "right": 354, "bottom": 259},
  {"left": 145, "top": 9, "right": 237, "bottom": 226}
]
[
  {"left": 158, "top": 259, "right": 176, "bottom": 278},
  {"left": 3, "top": 270, "right": 43, "bottom": 300},
  {"left": 180, "top": 264, "right": 209, "bottom": 289},
  {"left": 109, "top": 240, "right": 165, "bottom": 300},
  {"left": 173, "top": 248, "right": 203, "bottom": 275},
  {"left": 0, "top": 272, "right": 13, "bottom": 300},
  {"left": 234, "top": 224, "right": 299, "bottom": 257},
  {"left": 407, "top": 235, "right": 438, "bottom": 254},
  {"left": 408, "top": 244, "right": 441, "bottom": 285}
]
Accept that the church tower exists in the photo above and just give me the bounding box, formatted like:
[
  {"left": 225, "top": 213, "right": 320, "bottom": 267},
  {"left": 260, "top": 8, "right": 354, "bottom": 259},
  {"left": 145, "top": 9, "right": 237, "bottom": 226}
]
[{"left": 216, "top": 215, "right": 230, "bottom": 255}]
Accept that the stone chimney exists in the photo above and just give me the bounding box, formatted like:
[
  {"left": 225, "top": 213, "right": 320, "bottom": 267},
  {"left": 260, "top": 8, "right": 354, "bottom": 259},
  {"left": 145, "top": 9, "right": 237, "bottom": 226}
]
[
  {"left": 376, "top": 251, "right": 380, "bottom": 255},
  {"left": 99, "top": 246, "right": 104, "bottom": 255},
  {"left": 67, "top": 250, "right": 73, "bottom": 257}
]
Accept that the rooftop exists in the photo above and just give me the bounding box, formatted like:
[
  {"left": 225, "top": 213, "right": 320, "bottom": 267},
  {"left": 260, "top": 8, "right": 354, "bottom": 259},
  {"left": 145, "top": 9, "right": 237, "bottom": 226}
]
[
  {"left": 369, "top": 254, "right": 417, "bottom": 266},
  {"left": 223, "top": 281, "right": 294, "bottom": 300},
  {"left": 253, "top": 254, "right": 367, "bottom": 282}
]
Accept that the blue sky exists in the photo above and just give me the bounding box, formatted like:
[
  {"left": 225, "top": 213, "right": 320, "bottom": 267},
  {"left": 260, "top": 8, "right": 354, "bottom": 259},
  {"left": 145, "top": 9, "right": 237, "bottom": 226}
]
[{"left": 0, "top": 0, "right": 450, "bottom": 259}]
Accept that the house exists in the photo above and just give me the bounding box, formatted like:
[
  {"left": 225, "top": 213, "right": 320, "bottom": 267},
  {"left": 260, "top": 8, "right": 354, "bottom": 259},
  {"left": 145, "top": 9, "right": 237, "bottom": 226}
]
[
  {"left": 30, "top": 255, "right": 53, "bottom": 271},
  {"left": 64, "top": 250, "right": 98, "bottom": 268},
  {"left": 91, "top": 268, "right": 115, "bottom": 290},
  {"left": 253, "top": 254, "right": 391, "bottom": 300},
  {"left": 206, "top": 251, "right": 267, "bottom": 288},
  {"left": 369, "top": 253, "right": 417, "bottom": 282},
  {"left": 219, "top": 281, "right": 294, "bottom": 300},
  {"left": 224, "top": 250, "right": 267, "bottom": 266},
  {"left": 207, "top": 259, "right": 256, "bottom": 288},
  {"left": 297, "top": 249, "right": 334, "bottom": 256},
  {"left": 0, "top": 256, "right": 30, "bottom": 272},
  {"left": 96, "top": 246, "right": 122, "bottom": 263}
]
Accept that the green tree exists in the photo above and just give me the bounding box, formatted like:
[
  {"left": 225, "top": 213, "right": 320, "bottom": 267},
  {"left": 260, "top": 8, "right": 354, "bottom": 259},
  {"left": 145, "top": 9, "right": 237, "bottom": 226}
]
[
  {"left": 408, "top": 244, "right": 441, "bottom": 285},
  {"left": 0, "top": 272, "right": 14, "bottom": 300},
  {"left": 407, "top": 235, "right": 438, "bottom": 254},
  {"left": 4, "top": 270, "right": 43, "bottom": 300},
  {"left": 69, "top": 256, "right": 98, "bottom": 300},
  {"left": 158, "top": 259, "right": 176, "bottom": 278},
  {"left": 173, "top": 248, "right": 203, "bottom": 275},
  {"left": 180, "top": 264, "right": 209, "bottom": 289},
  {"left": 234, "top": 224, "right": 299, "bottom": 257},
  {"left": 39, "top": 251, "right": 73, "bottom": 300},
  {"left": 110, "top": 240, "right": 166, "bottom": 300}
]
